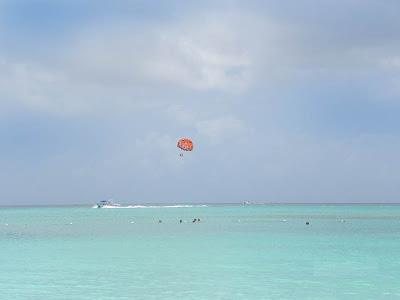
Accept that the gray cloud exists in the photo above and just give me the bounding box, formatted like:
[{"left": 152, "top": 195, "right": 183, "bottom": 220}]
[{"left": 1, "top": 1, "right": 400, "bottom": 204}]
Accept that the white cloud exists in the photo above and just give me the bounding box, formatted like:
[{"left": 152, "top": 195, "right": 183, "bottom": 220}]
[
  {"left": 65, "top": 14, "right": 255, "bottom": 92},
  {"left": 195, "top": 116, "right": 246, "bottom": 143},
  {"left": 2, "top": 7, "right": 400, "bottom": 117},
  {"left": 380, "top": 56, "right": 400, "bottom": 68},
  {"left": 0, "top": 12, "right": 261, "bottom": 116},
  {"left": 166, "top": 104, "right": 197, "bottom": 126},
  {"left": 0, "top": 61, "right": 87, "bottom": 114}
]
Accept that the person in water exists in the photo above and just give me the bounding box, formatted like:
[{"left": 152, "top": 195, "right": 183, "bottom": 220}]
[
  {"left": 179, "top": 219, "right": 183, "bottom": 223},
  {"left": 197, "top": 218, "right": 201, "bottom": 222},
  {"left": 158, "top": 220, "right": 162, "bottom": 223},
  {"left": 192, "top": 218, "right": 196, "bottom": 223}
]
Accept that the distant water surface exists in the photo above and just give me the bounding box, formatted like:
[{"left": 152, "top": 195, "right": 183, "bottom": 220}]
[{"left": 1, "top": 204, "right": 400, "bottom": 299}]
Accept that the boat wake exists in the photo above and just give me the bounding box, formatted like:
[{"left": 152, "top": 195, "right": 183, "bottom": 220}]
[{"left": 93, "top": 204, "right": 208, "bottom": 209}]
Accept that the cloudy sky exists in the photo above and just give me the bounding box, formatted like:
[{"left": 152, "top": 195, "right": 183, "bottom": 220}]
[{"left": 1, "top": 0, "right": 400, "bottom": 205}]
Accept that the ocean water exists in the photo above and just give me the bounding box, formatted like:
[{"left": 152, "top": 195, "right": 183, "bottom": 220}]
[{"left": 1, "top": 204, "right": 400, "bottom": 299}]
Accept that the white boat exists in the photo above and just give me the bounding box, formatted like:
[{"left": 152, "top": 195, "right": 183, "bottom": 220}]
[{"left": 96, "top": 199, "right": 121, "bottom": 208}]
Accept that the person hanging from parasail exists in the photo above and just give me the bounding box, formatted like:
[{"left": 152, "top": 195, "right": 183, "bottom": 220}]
[{"left": 177, "top": 137, "right": 193, "bottom": 157}]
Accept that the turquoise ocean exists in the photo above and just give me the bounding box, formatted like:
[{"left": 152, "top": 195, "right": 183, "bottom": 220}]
[{"left": 1, "top": 204, "right": 400, "bottom": 299}]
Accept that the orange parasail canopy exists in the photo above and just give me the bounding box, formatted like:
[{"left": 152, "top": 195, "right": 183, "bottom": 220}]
[{"left": 177, "top": 138, "right": 193, "bottom": 151}]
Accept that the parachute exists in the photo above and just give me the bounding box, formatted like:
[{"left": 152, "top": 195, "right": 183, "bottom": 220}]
[{"left": 177, "top": 137, "right": 193, "bottom": 157}]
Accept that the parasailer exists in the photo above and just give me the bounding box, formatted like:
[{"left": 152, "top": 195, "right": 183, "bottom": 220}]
[{"left": 177, "top": 137, "right": 193, "bottom": 157}]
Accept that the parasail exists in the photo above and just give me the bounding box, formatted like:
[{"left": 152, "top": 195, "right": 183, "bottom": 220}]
[{"left": 177, "top": 138, "right": 193, "bottom": 157}]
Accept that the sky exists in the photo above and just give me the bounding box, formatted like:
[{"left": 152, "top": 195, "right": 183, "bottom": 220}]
[{"left": 1, "top": 0, "right": 400, "bottom": 205}]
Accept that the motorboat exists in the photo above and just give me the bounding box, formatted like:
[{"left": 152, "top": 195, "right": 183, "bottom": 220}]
[{"left": 96, "top": 199, "right": 121, "bottom": 208}]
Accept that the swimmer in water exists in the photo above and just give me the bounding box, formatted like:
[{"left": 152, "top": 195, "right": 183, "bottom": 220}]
[
  {"left": 192, "top": 218, "right": 196, "bottom": 223},
  {"left": 179, "top": 219, "right": 182, "bottom": 223},
  {"left": 306, "top": 221, "right": 309, "bottom": 225},
  {"left": 158, "top": 220, "right": 162, "bottom": 223},
  {"left": 197, "top": 218, "right": 200, "bottom": 222}
]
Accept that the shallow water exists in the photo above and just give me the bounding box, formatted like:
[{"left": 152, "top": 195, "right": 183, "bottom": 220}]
[{"left": 1, "top": 204, "right": 400, "bottom": 299}]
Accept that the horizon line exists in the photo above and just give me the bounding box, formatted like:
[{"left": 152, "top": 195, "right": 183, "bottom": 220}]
[{"left": 1, "top": 202, "right": 400, "bottom": 208}]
